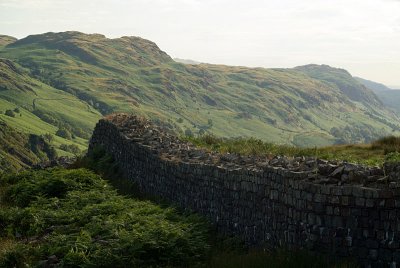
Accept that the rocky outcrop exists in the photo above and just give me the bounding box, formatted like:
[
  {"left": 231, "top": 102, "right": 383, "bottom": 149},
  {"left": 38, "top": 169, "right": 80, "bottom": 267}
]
[{"left": 89, "top": 114, "right": 400, "bottom": 267}]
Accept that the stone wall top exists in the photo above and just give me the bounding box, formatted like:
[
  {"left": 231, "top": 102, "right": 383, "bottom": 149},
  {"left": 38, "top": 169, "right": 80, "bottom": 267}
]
[{"left": 103, "top": 113, "right": 400, "bottom": 189}]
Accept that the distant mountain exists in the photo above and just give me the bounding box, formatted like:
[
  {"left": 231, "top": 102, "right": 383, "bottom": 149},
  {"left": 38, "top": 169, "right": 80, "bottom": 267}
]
[
  {"left": 294, "top": 64, "right": 382, "bottom": 106},
  {"left": 355, "top": 76, "right": 400, "bottom": 115},
  {"left": 354, "top": 77, "right": 392, "bottom": 93},
  {"left": 373, "top": 90, "right": 400, "bottom": 115},
  {"left": 174, "top": 58, "right": 202, "bottom": 65},
  {"left": 0, "top": 31, "right": 399, "bottom": 164},
  {"left": 0, "top": 35, "right": 17, "bottom": 47}
]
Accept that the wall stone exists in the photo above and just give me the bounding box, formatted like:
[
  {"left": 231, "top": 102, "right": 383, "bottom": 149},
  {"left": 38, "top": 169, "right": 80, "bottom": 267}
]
[{"left": 89, "top": 114, "right": 400, "bottom": 267}]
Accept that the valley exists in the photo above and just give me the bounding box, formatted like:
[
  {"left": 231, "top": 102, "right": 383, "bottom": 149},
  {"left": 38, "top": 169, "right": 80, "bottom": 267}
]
[{"left": 0, "top": 31, "right": 400, "bottom": 172}]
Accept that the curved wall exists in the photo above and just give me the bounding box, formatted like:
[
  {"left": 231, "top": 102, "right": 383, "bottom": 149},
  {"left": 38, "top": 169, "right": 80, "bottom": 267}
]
[{"left": 89, "top": 116, "right": 400, "bottom": 267}]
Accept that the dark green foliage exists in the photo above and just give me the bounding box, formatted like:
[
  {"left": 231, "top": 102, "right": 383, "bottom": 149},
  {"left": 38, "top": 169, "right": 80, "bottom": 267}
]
[
  {"left": 42, "top": 133, "right": 54, "bottom": 143},
  {"left": 330, "top": 124, "right": 387, "bottom": 144},
  {"left": 0, "top": 123, "right": 57, "bottom": 172},
  {"left": 60, "top": 144, "right": 81, "bottom": 155},
  {"left": 185, "top": 128, "right": 194, "bottom": 137},
  {"left": 56, "top": 128, "right": 72, "bottom": 140},
  {"left": 4, "top": 110, "right": 15, "bottom": 117},
  {"left": 28, "top": 134, "right": 58, "bottom": 160},
  {"left": 372, "top": 136, "right": 400, "bottom": 154},
  {"left": 0, "top": 168, "right": 210, "bottom": 267}
]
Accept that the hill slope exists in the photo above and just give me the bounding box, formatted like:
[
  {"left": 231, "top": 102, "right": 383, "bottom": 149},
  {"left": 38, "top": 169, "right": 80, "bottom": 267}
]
[
  {"left": 355, "top": 76, "right": 400, "bottom": 115},
  {"left": 0, "top": 35, "right": 17, "bottom": 48},
  {"left": 0, "top": 57, "right": 101, "bottom": 157},
  {"left": 0, "top": 121, "right": 57, "bottom": 172},
  {"left": 0, "top": 31, "right": 399, "bottom": 153}
]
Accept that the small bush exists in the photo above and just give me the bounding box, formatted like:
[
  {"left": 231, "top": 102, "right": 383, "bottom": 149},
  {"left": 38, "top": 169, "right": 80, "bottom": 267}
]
[
  {"left": 4, "top": 110, "right": 15, "bottom": 118},
  {"left": 42, "top": 133, "right": 54, "bottom": 143},
  {"left": 185, "top": 128, "right": 194, "bottom": 137},
  {"left": 60, "top": 144, "right": 81, "bottom": 155},
  {"left": 372, "top": 136, "right": 400, "bottom": 154},
  {"left": 56, "top": 128, "right": 72, "bottom": 140}
]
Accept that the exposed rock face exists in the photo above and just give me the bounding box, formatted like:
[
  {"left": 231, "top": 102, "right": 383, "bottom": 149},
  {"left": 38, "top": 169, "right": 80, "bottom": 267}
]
[{"left": 89, "top": 113, "right": 400, "bottom": 267}]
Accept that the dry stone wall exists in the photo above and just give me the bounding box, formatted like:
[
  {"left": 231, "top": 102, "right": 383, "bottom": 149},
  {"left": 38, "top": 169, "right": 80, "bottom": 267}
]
[{"left": 89, "top": 114, "right": 400, "bottom": 268}]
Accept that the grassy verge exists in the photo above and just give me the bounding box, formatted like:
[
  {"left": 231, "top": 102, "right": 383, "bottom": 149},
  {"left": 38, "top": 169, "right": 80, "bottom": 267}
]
[{"left": 184, "top": 134, "right": 400, "bottom": 166}]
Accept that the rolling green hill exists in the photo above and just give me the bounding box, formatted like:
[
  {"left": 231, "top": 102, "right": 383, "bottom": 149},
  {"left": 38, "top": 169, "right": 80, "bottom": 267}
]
[{"left": 0, "top": 31, "right": 399, "bottom": 163}]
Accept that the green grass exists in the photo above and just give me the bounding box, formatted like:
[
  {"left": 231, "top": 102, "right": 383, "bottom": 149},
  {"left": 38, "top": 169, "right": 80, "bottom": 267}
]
[
  {"left": 184, "top": 134, "right": 400, "bottom": 166},
  {"left": 0, "top": 168, "right": 210, "bottom": 267}
]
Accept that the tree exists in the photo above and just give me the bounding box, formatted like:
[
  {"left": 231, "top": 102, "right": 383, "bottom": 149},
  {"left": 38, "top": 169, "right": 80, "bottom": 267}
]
[
  {"left": 177, "top": 118, "right": 183, "bottom": 123},
  {"left": 5, "top": 110, "right": 15, "bottom": 117},
  {"left": 185, "top": 129, "right": 193, "bottom": 137},
  {"left": 14, "top": 107, "right": 20, "bottom": 113},
  {"left": 56, "top": 128, "right": 72, "bottom": 140},
  {"left": 43, "top": 133, "right": 54, "bottom": 143},
  {"left": 208, "top": 118, "right": 213, "bottom": 127},
  {"left": 60, "top": 144, "right": 81, "bottom": 155}
]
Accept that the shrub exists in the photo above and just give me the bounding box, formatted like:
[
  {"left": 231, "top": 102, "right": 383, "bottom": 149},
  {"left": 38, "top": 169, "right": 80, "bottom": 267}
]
[
  {"left": 4, "top": 110, "right": 15, "bottom": 117},
  {"left": 60, "top": 144, "right": 81, "bottom": 155},
  {"left": 56, "top": 128, "right": 72, "bottom": 140},
  {"left": 185, "top": 128, "right": 194, "bottom": 137},
  {"left": 42, "top": 133, "right": 54, "bottom": 143},
  {"left": 372, "top": 136, "right": 400, "bottom": 154},
  {"left": 13, "top": 108, "right": 20, "bottom": 113}
]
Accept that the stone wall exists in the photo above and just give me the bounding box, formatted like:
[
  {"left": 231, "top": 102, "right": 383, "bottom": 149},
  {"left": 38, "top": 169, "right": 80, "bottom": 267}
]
[{"left": 89, "top": 114, "right": 400, "bottom": 267}]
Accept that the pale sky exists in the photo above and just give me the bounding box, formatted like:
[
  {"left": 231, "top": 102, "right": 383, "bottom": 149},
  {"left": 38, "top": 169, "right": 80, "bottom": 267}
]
[{"left": 1, "top": 0, "right": 400, "bottom": 86}]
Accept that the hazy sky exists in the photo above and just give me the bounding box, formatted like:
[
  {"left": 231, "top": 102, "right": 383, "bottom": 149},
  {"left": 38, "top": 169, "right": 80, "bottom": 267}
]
[{"left": 1, "top": 0, "right": 400, "bottom": 86}]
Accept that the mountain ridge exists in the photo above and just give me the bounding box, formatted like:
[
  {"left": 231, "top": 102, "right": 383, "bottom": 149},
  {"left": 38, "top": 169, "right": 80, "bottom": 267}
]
[
  {"left": 0, "top": 31, "right": 399, "bottom": 169},
  {"left": 356, "top": 76, "right": 400, "bottom": 115}
]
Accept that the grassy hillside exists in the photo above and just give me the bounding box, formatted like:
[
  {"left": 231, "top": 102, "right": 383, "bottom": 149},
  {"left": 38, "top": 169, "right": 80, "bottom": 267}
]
[
  {"left": 0, "top": 57, "right": 101, "bottom": 158},
  {"left": 0, "top": 121, "right": 57, "bottom": 172},
  {"left": 354, "top": 77, "right": 392, "bottom": 92},
  {"left": 0, "top": 35, "right": 16, "bottom": 48},
  {"left": 355, "top": 77, "right": 400, "bottom": 115},
  {"left": 0, "top": 31, "right": 399, "bottom": 157},
  {"left": 372, "top": 90, "right": 400, "bottom": 115}
]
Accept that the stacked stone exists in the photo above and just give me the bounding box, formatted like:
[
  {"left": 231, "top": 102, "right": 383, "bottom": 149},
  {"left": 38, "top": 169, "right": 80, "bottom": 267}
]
[{"left": 89, "top": 114, "right": 400, "bottom": 267}]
